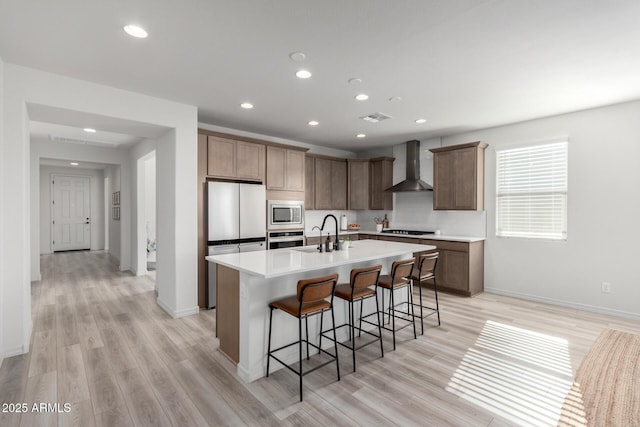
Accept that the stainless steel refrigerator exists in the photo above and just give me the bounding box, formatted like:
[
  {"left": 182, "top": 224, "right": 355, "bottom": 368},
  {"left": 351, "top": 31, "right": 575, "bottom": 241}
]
[{"left": 207, "top": 181, "right": 266, "bottom": 308}]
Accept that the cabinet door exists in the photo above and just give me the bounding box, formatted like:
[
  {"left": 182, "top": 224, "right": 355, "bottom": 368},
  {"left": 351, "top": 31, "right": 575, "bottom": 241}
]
[
  {"left": 266, "top": 146, "right": 286, "bottom": 190},
  {"left": 305, "top": 156, "right": 315, "bottom": 210},
  {"left": 236, "top": 141, "right": 265, "bottom": 181},
  {"left": 348, "top": 160, "right": 369, "bottom": 210},
  {"left": 433, "top": 150, "right": 454, "bottom": 210},
  {"left": 331, "top": 160, "right": 347, "bottom": 210},
  {"left": 440, "top": 249, "right": 468, "bottom": 291},
  {"left": 208, "top": 136, "right": 236, "bottom": 177},
  {"left": 369, "top": 158, "right": 393, "bottom": 210},
  {"left": 286, "top": 150, "right": 305, "bottom": 191},
  {"left": 314, "top": 158, "right": 332, "bottom": 209},
  {"left": 453, "top": 147, "right": 477, "bottom": 209}
]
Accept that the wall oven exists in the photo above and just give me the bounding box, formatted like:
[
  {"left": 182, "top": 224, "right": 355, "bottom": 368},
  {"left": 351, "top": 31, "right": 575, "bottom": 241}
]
[
  {"left": 267, "top": 200, "right": 304, "bottom": 230},
  {"left": 268, "top": 230, "right": 305, "bottom": 250}
]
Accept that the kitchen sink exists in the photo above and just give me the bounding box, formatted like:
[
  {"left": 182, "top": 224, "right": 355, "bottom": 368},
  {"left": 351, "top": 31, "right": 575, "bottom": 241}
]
[{"left": 293, "top": 247, "right": 321, "bottom": 254}]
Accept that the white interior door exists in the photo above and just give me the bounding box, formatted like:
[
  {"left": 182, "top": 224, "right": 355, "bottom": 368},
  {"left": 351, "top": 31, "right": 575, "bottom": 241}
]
[{"left": 52, "top": 175, "right": 91, "bottom": 251}]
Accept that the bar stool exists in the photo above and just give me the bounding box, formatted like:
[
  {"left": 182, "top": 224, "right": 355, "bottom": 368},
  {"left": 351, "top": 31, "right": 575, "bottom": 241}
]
[
  {"left": 378, "top": 258, "right": 416, "bottom": 350},
  {"left": 411, "top": 252, "right": 441, "bottom": 335},
  {"left": 323, "top": 265, "right": 383, "bottom": 372},
  {"left": 266, "top": 273, "right": 340, "bottom": 401}
]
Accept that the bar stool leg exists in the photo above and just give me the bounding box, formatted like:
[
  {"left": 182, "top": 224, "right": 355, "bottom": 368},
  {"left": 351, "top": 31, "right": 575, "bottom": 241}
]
[
  {"left": 331, "top": 307, "right": 341, "bottom": 381},
  {"left": 319, "top": 310, "right": 324, "bottom": 350},
  {"left": 434, "top": 277, "right": 441, "bottom": 326},
  {"left": 375, "top": 291, "right": 384, "bottom": 358},
  {"left": 266, "top": 307, "right": 273, "bottom": 377},
  {"left": 350, "top": 300, "right": 356, "bottom": 371},
  {"left": 418, "top": 278, "right": 424, "bottom": 335},
  {"left": 390, "top": 286, "right": 396, "bottom": 350},
  {"left": 298, "top": 315, "right": 303, "bottom": 401},
  {"left": 358, "top": 299, "right": 363, "bottom": 338},
  {"left": 408, "top": 282, "right": 417, "bottom": 339},
  {"left": 305, "top": 317, "right": 310, "bottom": 360}
]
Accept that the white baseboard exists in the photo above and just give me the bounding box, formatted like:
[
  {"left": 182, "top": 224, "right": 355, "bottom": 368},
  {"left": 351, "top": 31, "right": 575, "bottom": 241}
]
[
  {"left": 156, "top": 297, "right": 199, "bottom": 319},
  {"left": 485, "top": 287, "right": 640, "bottom": 321}
]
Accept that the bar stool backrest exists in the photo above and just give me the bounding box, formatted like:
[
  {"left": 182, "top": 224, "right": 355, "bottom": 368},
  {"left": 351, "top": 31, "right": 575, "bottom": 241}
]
[
  {"left": 350, "top": 265, "right": 382, "bottom": 290},
  {"left": 390, "top": 258, "right": 415, "bottom": 285},
  {"left": 417, "top": 252, "right": 439, "bottom": 279},
  {"left": 297, "top": 273, "right": 339, "bottom": 303}
]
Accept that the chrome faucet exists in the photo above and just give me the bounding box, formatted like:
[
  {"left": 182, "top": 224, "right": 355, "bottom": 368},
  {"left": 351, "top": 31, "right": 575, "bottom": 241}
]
[
  {"left": 312, "top": 225, "right": 323, "bottom": 252},
  {"left": 320, "top": 214, "right": 340, "bottom": 251}
]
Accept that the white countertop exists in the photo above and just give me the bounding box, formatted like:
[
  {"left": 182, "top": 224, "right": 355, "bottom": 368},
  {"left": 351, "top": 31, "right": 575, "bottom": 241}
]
[
  {"left": 206, "top": 239, "right": 436, "bottom": 279},
  {"left": 306, "top": 229, "right": 485, "bottom": 243}
]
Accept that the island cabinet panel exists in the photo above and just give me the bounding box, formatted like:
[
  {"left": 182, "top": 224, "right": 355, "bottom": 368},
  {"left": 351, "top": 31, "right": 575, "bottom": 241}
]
[
  {"left": 348, "top": 159, "right": 370, "bottom": 210},
  {"left": 305, "top": 155, "right": 315, "bottom": 210},
  {"left": 217, "top": 265, "right": 240, "bottom": 363},
  {"left": 369, "top": 157, "right": 394, "bottom": 210},
  {"left": 431, "top": 141, "right": 487, "bottom": 211}
]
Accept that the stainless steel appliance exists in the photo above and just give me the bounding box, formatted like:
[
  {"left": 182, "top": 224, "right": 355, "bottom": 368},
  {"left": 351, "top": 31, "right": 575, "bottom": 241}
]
[
  {"left": 207, "top": 181, "right": 266, "bottom": 308},
  {"left": 267, "top": 230, "right": 305, "bottom": 250},
  {"left": 267, "top": 200, "right": 304, "bottom": 230}
]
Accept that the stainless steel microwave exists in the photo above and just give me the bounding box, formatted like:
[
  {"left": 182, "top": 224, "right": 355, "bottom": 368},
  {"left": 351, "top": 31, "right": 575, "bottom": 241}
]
[{"left": 268, "top": 200, "right": 304, "bottom": 229}]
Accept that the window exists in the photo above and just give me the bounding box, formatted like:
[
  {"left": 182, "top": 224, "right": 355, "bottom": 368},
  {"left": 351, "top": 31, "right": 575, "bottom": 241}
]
[{"left": 496, "top": 140, "right": 568, "bottom": 240}]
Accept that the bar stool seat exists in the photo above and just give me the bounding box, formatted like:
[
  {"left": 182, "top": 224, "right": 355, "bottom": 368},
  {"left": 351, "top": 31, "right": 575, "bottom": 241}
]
[
  {"left": 266, "top": 273, "right": 340, "bottom": 402},
  {"left": 410, "top": 252, "right": 441, "bottom": 334},
  {"left": 324, "top": 265, "right": 383, "bottom": 373},
  {"left": 377, "top": 258, "right": 416, "bottom": 350}
]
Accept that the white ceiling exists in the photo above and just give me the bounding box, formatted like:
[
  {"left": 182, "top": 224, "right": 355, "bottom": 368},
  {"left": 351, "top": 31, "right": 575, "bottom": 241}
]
[{"left": 2, "top": 0, "right": 640, "bottom": 152}]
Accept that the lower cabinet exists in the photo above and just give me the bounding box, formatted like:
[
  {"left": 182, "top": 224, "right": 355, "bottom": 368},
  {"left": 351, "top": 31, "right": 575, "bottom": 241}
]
[{"left": 359, "top": 234, "right": 484, "bottom": 296}]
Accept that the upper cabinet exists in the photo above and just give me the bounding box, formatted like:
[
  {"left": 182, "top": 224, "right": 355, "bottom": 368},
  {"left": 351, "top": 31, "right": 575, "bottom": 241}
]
[
  {"left": 207, "top": 136, "right": 265, "bottom": 181},
  {"left": 430, "top": 141, "right": 488, "bottom": 211},
  {"left": 306, "top": 155, "right": 394, "bottom": 210},
  {"left": 348, "top": 159, "right": 369, "bottom": 210},
  {"left": 266, "top": 146, "right": 305, "bottom": 192},
  {"left": 369, "top": 157, "right": 394, "bottom": 210}
]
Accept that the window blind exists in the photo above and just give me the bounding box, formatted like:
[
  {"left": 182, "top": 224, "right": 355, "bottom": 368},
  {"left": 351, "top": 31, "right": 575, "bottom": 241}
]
[{"left": 496, "top": 141, "right": 568, "bottom": 240}]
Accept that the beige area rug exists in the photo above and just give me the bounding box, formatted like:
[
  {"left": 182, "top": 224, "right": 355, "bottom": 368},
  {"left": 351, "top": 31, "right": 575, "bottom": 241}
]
[{"left": 558, "top": 329, "right": 640, "bottom": 426}]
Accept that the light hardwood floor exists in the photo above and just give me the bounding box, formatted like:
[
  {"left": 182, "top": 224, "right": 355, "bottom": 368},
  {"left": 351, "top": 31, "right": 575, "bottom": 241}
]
[{"left": 1, "top": 250, "right": 639, "bottom": 426}]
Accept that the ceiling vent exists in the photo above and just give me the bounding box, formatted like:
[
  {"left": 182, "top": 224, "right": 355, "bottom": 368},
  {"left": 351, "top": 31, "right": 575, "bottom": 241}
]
[
  {"left": 49, "top": 135, "right": 121, "bottom": 147},
  {"left": 360, "top": 112, "right": 392, "bottom": 123}
]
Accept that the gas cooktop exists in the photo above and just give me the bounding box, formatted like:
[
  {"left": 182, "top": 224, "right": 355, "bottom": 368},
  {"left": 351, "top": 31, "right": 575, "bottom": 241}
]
[{"left": 380, "top": 229, "right": 435, "bottom": 236}]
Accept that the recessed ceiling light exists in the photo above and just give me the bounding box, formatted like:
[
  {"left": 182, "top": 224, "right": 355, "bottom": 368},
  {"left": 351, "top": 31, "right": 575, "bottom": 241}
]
[
  {"left": 415, "top": 118, "right": 427, "bottom": 124},
  {"left": 240, "top": 102, "right": 254, "bottom": 109},
  {"left": 389, "top": 96, "right": 402, "bottom": 102},
  {"left": 123, "top": 24, "right": 148, "bottom": 39},
  {"left": 83, "top": 128, "right": 96, "bottom": 133},
  {"left": 348, "top": 78, "right": 363, "bottom": 85},
  {"left": 70, "top": 162, "right": 79, "bottom": 166},
  {"left": 308, "top": 120, "right": 319, "bottom": 126},
  {"left": 356, "top": 134, "right": 366, "bottom": 138},
  {"left": 296, "top": 70, "right": 312, "bottom": 79},
  {"left": 355, "top": 94, "right": 369, "bottom": 101},
  {"left": 289, "top": 52, "right": 306, "bottom": 62}
]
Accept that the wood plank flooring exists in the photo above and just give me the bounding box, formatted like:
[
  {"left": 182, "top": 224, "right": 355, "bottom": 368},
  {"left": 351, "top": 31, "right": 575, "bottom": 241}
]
[{"left": 1, "top": 250, "right": 640, "bottom": 426}]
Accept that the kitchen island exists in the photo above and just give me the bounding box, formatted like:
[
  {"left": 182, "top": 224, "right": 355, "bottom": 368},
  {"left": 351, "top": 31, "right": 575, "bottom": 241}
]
[{"left": 206, "top": 239, "right": 435, "bottom": 382}]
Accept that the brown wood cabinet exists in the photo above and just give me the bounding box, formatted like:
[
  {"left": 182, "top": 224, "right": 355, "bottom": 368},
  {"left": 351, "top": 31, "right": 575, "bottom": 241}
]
[
  {"left": 369, "top": 157, "right": 394, "bottom": 210},
  {"left": 419, "top": 239, "right": 484, "bottom": 296},
  {"left": 311, "top": 157, "right": 347, "bottom": 210},
  {"left": 430, "top": 141, "right": 487, "bottom": 211},
  {"left": 348, "top": 159, "right": 369, "bottom": 210},
  {"left": 207, "top": 136, "right": 265, "bottom": 181},
  {"left": 266, "top": 146, "right": 305, "bottom": 192},
  {"left": 331, "top": 159, "right": 348, "bottom": 210},
  {"left": 304, "top": 155, "right": 315, "bottom": 210}
]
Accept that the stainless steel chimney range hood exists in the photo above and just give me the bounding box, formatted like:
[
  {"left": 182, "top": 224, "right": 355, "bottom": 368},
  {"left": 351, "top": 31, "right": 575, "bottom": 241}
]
[{"left": 385, "top": 140, "right": 433, "bottom": 192}]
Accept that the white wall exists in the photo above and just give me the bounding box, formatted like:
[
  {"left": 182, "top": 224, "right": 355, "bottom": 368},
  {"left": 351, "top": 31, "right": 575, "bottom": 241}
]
[
  {"left": 0, "top": 55, "right": 5, "bottom": 365},
  {"left": 39, "top": 166, "right": 105, "bottom": 255},
  {"left": 145, "top": 155, "right": 156, "bottom": 248},
  {"left": 443, "top": 100, "right": 640, "bottom": 319},
  {"left": 2, "top": 63, "right": 198, "bottom": 359},
  {"left": 104, "top": 165, "right": 121, "bottom": 265}
]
